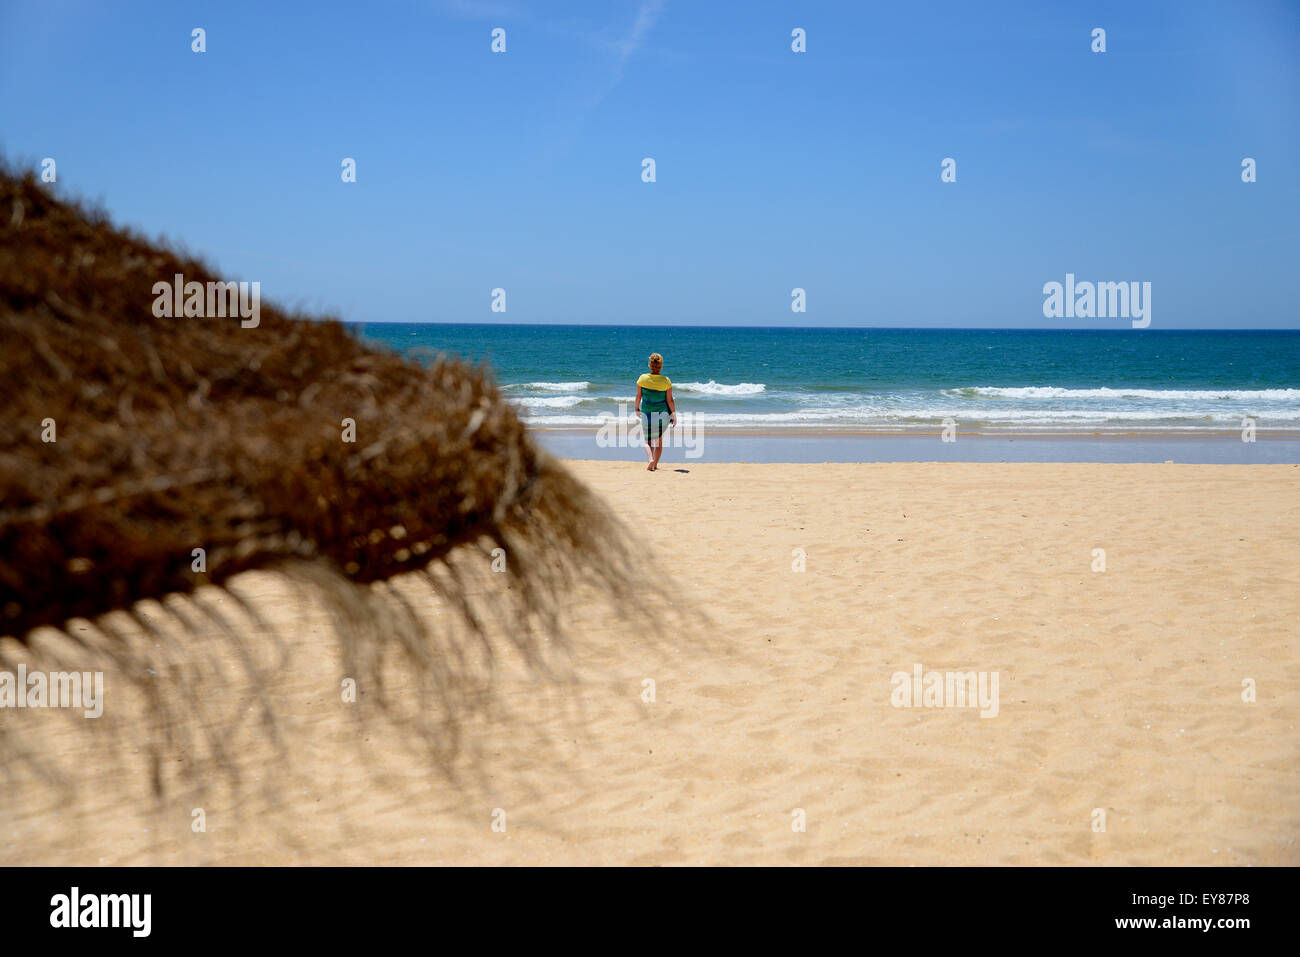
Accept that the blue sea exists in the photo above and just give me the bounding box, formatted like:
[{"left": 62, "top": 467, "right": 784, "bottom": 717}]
[{"left": 355, "top": 325, "right": 1300, "bottom": 433}]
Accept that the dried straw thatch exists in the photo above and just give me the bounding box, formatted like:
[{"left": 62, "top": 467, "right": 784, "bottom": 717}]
[{"left": 0, "top": 167, "right": 650, "bottom": 789}]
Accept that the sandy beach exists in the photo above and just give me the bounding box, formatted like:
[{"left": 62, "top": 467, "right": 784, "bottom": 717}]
[{"left": 4, "top": 460, "right": 1297, "bottom": 866}]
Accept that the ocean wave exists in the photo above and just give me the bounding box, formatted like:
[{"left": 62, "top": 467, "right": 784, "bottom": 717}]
[
  {"left": 521, "top": 405, "right": 1300, "bottom": 427},
  {"left": 507, "top": 395, "right": 590, "bottom": 409},
  {"left": 673, "top": 381, "right": 766, "bottom": 396},
  {"left": 689, "top": 408, "right": 1297, "bottom": 424},
  {"left": 504, "top": 381, "right": 591, "bottom": 392},
  {"left": 946, "top": 386, "right": 1300, "bottom": 401}
]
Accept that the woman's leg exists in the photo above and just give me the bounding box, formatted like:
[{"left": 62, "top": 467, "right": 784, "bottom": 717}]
[
  {"left": 650, "top": 412, "right": 672, "bottom": 469},
  {"left": 642, "top": 413, "right": 655, "bottom": 466}
]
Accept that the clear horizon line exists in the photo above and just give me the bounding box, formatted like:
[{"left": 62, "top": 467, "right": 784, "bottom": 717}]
[{"left": 345, "top": 321, "right": 1299, "bottom": 332}]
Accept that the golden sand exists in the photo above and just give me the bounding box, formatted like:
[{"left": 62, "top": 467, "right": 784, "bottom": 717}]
[{"left": 3, "top": 462, "right": 1297, "bottom": 865}]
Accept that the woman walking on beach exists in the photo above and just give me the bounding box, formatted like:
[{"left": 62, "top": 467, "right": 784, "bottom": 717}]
[{"left": 635, "top": 353, "right": 675, "bottom": 471}]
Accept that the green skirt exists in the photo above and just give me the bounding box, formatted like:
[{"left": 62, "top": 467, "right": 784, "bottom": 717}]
[{"left": 641, "top": 409, "right": 671, "bottom": 441}]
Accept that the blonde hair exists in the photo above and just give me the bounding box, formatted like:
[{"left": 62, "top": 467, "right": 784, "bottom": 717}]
[{"left": 648, "top": 353, "right": 663, "bottom": 372}]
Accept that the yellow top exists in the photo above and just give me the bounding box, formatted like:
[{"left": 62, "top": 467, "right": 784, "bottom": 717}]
[{"left": 637, "top": 373, "right": 671, "bottom": 391}]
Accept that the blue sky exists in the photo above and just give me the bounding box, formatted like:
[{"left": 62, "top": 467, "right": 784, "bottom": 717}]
[{"left": 2, "top": 0, "right": 1298, "bottom": 328}]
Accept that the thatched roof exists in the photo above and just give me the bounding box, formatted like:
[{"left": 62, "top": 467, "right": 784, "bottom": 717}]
[{"left": 0, "top": 167, "right": 647, "bottom": 786}]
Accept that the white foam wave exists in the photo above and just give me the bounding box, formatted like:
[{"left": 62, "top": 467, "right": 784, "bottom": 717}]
[
  {"left": 508, "top": 395, "right": 589, "bottom": 409},
  {"left": 522, "top": 405, "right": 1300, "bottom": 427},
  {"left": 948, "top": 386, "right": 1300, "bottom": 401},
  {"left": 673, "top": 381, "right": 766, "bottom": 396},
  {"left": 505, "top": 381, "right": 591, "bottom": 392}
]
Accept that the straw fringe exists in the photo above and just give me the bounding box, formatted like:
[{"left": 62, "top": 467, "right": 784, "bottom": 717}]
[{"left": 0, "top": 166, "right": 663, "bottom": 795}]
